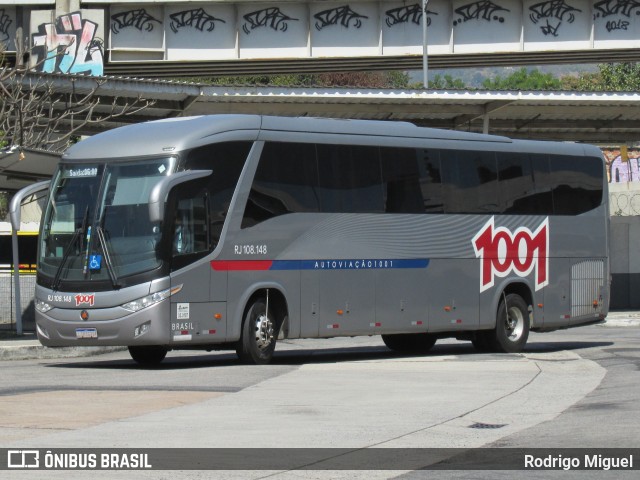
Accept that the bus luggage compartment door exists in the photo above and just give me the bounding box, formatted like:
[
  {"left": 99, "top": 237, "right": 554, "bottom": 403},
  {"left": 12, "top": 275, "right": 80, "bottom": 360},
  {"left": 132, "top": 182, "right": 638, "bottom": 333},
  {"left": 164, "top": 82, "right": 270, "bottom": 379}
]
[{"left": 317, "top": 269, "right": 375, "bottom": 337}]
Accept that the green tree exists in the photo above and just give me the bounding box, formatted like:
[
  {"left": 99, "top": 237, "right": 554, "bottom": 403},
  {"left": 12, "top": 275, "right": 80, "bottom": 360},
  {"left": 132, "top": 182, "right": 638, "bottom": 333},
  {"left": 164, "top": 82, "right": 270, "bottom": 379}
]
[
  {"left": 188, "top": 71, "right": 412, "bottom": 89},
  {"left": 564, "top": 63, "right": 640, "bottom": 91},
  {"left": 1, "top": 65, "right": 155, "bottom": 150},
  {"left": 0, "top": 191, "right": 8, "bottom": 221},
  {"left": 482, "top": 67, "right": 561, "bottom": 90},
  {"left": 429, "top": 74, "right": 466, "bottom": 89}
]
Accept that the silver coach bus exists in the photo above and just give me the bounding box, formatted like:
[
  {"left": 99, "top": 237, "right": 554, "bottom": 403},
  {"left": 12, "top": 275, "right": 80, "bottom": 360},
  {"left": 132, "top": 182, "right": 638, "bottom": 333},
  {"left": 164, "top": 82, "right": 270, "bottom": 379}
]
[{"left": 11, "top": 115, "right": 609, "bottom": 365}]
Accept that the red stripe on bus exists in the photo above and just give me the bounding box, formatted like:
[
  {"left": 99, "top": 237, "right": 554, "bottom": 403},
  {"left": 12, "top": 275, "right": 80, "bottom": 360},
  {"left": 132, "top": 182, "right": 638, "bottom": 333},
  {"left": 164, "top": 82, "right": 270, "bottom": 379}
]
[{"left": 210, "top": 260, "right": 273, "bottom": 271}]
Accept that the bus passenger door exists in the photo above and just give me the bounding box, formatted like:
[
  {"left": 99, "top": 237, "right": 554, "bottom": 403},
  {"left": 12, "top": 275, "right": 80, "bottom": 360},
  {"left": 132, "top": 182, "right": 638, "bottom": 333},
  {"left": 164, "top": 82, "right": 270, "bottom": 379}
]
[{"left": 168, "top": 186, "right": 226, "bottom": 344}]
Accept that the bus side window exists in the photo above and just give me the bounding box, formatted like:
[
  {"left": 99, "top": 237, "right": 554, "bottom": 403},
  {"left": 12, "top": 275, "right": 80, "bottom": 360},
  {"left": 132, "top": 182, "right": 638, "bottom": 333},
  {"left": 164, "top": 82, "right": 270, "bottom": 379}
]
[
  {"left": 417, "top": 148, "right": 444, "bottom": 213},
  {"left": 173, "top": 196, "right": 208, "bottom": 256},
  {"left": 380, "top": 147, "right": 425, "bottom": 214},
  {"left": 242, "top": 142, "right": 319, "bottom": 228},
  {"left": 184, "top": 141, "right": 250, "bottom": 242},
  {"left": 441, "top": 150, "right": 498, "bottom": 214},
  {"left": 549, "top": 155, "right": 603, "bottom": 215},
  {"left": 316, "top": 144, "right": 384, "bottom": 213}
]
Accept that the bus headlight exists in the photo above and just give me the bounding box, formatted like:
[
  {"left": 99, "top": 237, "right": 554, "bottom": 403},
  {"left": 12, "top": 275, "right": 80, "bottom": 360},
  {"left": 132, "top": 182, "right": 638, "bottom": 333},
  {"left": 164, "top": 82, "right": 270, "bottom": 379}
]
[
  {"left": 35, "top": 300, "right": 53, "bottom": 313},
  {"left": 120, "top": 284, "right": 182, "bottom": 312}
]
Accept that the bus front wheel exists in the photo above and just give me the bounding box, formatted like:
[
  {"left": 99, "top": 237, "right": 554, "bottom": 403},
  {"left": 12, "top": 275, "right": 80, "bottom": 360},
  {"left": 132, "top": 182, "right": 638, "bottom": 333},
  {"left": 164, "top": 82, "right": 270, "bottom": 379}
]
[
  {"left": 128, "top": 345, "right": 167, "bottom": 365},
  {"left": 382, "top": 333, "right": 436, "bottom": 354},
  {"left": 492, "top": 294, "right": 530, "bottom": 353},
  {"left": 237, "top": 298, "right": 277, "bottom": 365}
]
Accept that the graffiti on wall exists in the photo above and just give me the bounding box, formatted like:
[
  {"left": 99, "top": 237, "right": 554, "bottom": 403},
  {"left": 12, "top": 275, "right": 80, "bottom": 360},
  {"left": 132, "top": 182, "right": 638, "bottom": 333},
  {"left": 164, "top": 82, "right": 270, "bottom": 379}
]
[
  {"left": 594, "top": 0, "right": 640, "bottom": 18},
  {"left": 32, "top": 12, "right": 103, "bottom": 76},
  {"left": 170, "top": 8, "right": 226, "bottom": 34},
  {"left": 453, "top": 1, "right": 510, "bottom": 26},
  {"left": 0, "top": 9, "right": 12, "bottom": 44},
  {"left": 604, "top": 148, "right": 640, "bottom": 183},
  {"left": 314, "top": 5, "right": 369, "bottom": 31},
  {"left": 242, "top": 8, "right": 298, "bottom": 34},
  {"left": 593, "top": 0, "right": 640, "bottom": 32},
  {"left": 529, "top": 1, "right": 581, "bottom": 36},
  {"left": 111, "top": 9, "right": 162, "bottom": 34},
  {"left": 385, "top": 4, "right": 437, "bottom": 27}
]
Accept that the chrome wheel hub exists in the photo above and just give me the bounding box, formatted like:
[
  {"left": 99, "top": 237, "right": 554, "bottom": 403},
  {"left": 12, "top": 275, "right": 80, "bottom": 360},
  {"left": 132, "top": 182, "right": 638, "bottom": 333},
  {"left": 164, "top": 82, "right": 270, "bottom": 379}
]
[
  {"left": 254, "top": 313, "right": 274, "bottom": 350},
  {"left": 505, "top": 306, "right": 524, "bottom": 341}
]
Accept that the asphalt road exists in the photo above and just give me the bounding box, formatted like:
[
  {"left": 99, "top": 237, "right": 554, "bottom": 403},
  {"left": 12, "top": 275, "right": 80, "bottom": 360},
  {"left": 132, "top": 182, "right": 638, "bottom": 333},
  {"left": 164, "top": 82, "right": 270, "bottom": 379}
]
[{"left": 0, "top": 325, "right": 638, "bottom": 479}]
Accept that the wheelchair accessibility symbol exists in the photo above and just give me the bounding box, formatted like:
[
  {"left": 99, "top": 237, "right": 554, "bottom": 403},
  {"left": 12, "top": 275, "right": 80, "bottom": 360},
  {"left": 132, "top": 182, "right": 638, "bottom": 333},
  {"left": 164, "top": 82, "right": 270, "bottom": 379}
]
[{"left": 89, "top": 254, "right": 102, "bottom": 271}]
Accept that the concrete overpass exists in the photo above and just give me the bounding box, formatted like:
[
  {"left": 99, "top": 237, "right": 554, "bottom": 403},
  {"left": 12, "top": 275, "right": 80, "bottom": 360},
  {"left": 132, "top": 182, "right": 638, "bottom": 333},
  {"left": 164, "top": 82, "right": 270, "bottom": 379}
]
[{"left": 2, "top": 1, "right": 640, "bottom": 77}]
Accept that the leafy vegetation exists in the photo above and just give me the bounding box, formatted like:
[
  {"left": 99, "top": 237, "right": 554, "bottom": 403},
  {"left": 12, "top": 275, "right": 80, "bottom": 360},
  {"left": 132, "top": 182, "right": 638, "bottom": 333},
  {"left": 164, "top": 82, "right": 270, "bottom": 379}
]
[
  {"left": 0, "top": 191, "right": 8, "bottom": 221},
  {"left": 193, "top": 71, "right": 413, "bottom": 89},
  {"left": 179, "top": 62, "right": 640, "bottom": 92},
  {"left": 429, "top": 74, "right": 466, "bottom": 89},
  {"left": 482, "top": 67, "right": 562, "bottom": 90}
]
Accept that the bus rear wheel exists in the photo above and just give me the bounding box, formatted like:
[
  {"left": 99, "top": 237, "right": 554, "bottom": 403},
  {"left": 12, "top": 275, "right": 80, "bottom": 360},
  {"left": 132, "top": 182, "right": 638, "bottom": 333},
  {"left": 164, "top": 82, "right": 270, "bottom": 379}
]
[
  {"left": 382, "top": 333, "right": 436, "bottom": 354},
  {"left": 128, "top": 346, "right": 167, "bottom": 365},
  {"left": 237, "top": 298, "right": 277, "bottom": 365},
  {"left": 492, "top": 293, "right": 530, "bottom": 353}
]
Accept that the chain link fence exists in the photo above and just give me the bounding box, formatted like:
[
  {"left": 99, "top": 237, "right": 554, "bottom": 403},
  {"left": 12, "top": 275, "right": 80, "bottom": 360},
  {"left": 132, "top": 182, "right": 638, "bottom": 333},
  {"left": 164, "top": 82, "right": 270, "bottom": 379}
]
[{"left": 0, "top": 273, "right": 36, "bottom": 332}]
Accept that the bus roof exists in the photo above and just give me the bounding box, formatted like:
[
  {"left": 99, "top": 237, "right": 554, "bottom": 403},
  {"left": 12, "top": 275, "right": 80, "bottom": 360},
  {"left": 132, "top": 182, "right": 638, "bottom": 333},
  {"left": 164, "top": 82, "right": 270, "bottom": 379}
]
[{"left": 62, "top": 115, "right": 517, "bottom": 161}]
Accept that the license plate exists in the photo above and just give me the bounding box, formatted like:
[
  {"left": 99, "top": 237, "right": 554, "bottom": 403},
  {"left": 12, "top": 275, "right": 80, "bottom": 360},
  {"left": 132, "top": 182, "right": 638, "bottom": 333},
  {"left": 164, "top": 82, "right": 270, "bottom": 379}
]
[{"left": 76, "top": 328, "right": 98, "bottom": 339}]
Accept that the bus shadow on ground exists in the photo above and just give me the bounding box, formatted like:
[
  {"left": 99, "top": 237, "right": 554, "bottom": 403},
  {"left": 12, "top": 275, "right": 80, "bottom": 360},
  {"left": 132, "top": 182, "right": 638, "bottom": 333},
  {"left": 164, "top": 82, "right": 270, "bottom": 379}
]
[{"left": 44, "top": 340, "right": 613, "bottom": 370}]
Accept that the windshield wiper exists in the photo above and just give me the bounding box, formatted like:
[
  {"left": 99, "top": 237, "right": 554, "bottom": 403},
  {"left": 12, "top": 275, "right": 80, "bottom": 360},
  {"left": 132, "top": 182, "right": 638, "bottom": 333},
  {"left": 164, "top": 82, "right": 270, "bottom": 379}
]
[
  {"left": 95, "top": 225, "right": 121, "bottom": 289},
  {"left": 52, "top": 205, "right": 89, "bottom": 291}
]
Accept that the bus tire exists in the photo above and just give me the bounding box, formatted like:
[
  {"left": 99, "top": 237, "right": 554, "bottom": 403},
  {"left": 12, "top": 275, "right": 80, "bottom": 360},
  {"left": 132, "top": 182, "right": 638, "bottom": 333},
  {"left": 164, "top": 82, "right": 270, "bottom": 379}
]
[
  {"left": 382, "top": 333, "right": 436, "bottom": 354},
  {"left": 236, "top": 298, "right": 276, "bottom": 365},
  {"left": 492, "top": 293, "right": 529, "bottom": 353},
  {"left": 128, "top": 346, "right": 167, "bottom": 365}
]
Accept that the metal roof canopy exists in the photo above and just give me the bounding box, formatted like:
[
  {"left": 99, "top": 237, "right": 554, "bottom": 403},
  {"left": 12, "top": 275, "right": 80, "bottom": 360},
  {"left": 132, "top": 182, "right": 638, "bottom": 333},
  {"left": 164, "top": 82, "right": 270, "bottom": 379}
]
[
  {"left": 5, "top": 71, "right": 640, "bottom": 155},
  {"left": 21, "top": 71, "right": 639, "bottom": 144},
  {"left": 0, "top": 147, "right": 60, "bottom": 191}
]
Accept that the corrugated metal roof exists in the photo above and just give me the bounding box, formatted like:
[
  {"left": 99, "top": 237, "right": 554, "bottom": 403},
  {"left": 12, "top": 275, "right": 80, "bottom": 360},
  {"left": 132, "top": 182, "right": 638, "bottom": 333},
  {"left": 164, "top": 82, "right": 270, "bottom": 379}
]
[{"left": 12, "top": 71, "right": 640, "bottom": 143}]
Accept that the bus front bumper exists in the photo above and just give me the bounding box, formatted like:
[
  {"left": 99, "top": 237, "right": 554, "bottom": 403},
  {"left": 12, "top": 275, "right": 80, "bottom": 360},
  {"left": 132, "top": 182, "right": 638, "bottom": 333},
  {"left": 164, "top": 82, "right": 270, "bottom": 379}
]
[{"left": 35, "top": 301, "right": 170, "bottom": 347}]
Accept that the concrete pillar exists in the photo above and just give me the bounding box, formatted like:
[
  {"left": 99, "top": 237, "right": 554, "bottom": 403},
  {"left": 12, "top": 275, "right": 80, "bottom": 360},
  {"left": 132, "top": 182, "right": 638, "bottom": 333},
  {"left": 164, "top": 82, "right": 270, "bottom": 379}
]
[{"left": 56, "top": 0, "right": 80, "bottom": 17}]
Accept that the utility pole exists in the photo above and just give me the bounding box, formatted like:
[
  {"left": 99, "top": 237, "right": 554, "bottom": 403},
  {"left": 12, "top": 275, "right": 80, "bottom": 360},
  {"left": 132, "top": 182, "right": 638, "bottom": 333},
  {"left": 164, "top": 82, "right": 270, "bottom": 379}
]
[{"left": 422, "top": 0, "right": 430, "bottom": 89}]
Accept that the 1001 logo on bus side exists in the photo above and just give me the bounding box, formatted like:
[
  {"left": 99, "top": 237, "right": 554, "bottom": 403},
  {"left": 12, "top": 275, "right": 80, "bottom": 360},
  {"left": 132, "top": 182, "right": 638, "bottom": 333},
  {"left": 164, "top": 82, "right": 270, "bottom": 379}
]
[{"left": 472, "top": 217, "right": 549, "bottom": 292}]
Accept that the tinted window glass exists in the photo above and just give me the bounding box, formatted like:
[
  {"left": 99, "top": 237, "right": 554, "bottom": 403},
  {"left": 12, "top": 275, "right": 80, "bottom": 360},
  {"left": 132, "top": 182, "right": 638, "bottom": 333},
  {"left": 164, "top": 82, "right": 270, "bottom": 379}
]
[
  {"left": 527, "top": 154, "right": 555, "bottom": 214},
  {"left": 497, "top": 152, "right": 537, "bottom": 214},
  {"left": 418, "top": 149, "right": 444, "bottom": 213},
  {"left": 173, "top": 196, "right": 208, "bottom": 256},
  {"left": 550, "top": 155, "right": 603, "bottom": 215},
  {"left": 242, "top": 142, "right": 318, "bottom": 228},
  {"left": 441, "top": 150, "right": 498, "bottom": 213},
  {"left": 380, "top": 147, "right": 424, "bottom": 213},
  {"left": 185, "top": 142, "right": 250, "bottom": 242},
  {"left": 316, "top": 144, "right": 384, "bottom": 213}
]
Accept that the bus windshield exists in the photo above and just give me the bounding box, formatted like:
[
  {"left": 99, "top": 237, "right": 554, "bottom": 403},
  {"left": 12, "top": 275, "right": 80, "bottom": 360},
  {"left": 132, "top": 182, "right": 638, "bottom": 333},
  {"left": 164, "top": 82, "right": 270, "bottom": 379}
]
[{"left": 39, "top": 158, "right": 176, "bottom": 287}]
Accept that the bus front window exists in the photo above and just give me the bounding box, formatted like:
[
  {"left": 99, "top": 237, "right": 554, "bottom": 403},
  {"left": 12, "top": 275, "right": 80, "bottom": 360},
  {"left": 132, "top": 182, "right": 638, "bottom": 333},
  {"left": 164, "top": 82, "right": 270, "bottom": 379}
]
[
  {"left": 40, "top": 166, "right": 102, "bottom": 284},
  {"left": 39, "top": 158, "right": 176, "bottom": 287}
]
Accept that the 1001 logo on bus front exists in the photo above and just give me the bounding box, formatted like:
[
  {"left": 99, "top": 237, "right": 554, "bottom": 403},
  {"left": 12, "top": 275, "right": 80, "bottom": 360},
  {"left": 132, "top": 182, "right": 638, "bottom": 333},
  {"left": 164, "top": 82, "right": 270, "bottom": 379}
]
[{"left": 472, "top": 217, "right": 549, "bottom": 293}]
